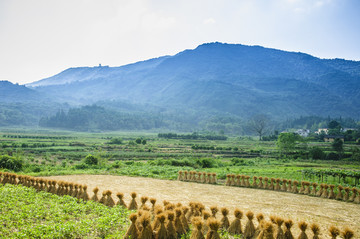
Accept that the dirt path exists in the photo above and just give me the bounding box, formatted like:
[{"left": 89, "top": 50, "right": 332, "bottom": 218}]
[{"left": 45, "top": 175, "right": 360, "bottom": 238}]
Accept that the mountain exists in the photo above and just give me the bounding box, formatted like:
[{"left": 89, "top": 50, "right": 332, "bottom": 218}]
[{"left": 28, "top": 42, "right": 360, "bottom": 120}]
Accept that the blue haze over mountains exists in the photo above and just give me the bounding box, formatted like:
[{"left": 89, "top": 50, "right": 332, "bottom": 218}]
[{"left": 1, "top": 42, "right": 360, "bottom": 128}]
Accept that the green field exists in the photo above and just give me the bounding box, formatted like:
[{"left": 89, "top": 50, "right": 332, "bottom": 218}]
[
  {"left": 0, "top": 183, "right": 130, "bottom": 238},
  {"left": 0, "top": 128, "right": 359, "bottom": 187}
]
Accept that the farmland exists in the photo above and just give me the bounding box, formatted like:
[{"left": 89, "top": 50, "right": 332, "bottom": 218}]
[
  {"left": 1, "top": 128, "right": 360, "bottom": 238},
  {"left": 0, "top": 128, "right": 359, "bottom": 187}
]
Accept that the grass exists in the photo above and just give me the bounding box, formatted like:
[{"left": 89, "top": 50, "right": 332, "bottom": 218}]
[{"left": 0, "top": 183, "right": 130, "bottom": 238}]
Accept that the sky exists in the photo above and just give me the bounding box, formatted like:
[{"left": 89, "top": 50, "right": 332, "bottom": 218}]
[{"left": 0, "top": 0, "right": 360, "bottom": 84}]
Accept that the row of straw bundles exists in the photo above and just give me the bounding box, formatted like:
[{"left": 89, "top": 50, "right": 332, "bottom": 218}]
[
  {"left": 0, "top": 171, "right": 90, "bottom": 200},
  {"left": 178, "top": 171, "right": 217, "bottom": 184},
  {"left": 223, "top": 174, "right": 360, "bottom": 204},
  {"left": 125, "top": 199, "right": 355, "bottom": 239},
  {"left": 0, "top": 171, "right": 355, "bottom": 238}
]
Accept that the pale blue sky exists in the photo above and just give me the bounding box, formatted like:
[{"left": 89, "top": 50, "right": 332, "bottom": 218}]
[{"left": 0, "top": 0, "right": 359, "bottom": 84}]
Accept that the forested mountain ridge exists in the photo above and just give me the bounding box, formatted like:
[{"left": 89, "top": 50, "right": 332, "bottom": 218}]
[{"left": 27, "top": 42, "right": 360, "bottom": 119}]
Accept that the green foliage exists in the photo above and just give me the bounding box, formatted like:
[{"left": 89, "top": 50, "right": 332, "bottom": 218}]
[
  {"left": 277, "top": 133, "right": 301, "bottom": 153},
  {"left": 0, "top": 184, "right": 129, "bottom": 238},
  {"left": 309, "top": 147, "right": 325, "bottom": 160},
  {"left": 135, "top": 138, "right": 142, "bottom": 144},
  {"left": 326, "top": 152, "right": 340, "bottom": 161},
  {"left": 0, "top": 155, "right": 23, "bottom": 171},
  {"left": 108, "top": 137, "right": 123, "bottom": 144},
  {"left": 84, "top": 154, "right": 98, "bottom": 165},
  {"left": 332, "top": 138, "right": 344, "bottom": 153}
]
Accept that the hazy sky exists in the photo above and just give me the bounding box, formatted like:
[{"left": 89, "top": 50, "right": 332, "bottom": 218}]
[{"left": 1, "top": 0, "right": 360, "bottom": 84}]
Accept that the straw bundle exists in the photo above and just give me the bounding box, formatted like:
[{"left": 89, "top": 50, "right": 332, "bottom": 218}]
[
  {"left": 202, "top": 172, "right": 207, "bottom": 184},
  {"left": 128, "top": 192, "right": 138, "bottom": 210},
  {"left": 264, "top": 177, "right": 269, "bottom": 189},
  {"left": 243, "top": 211, "right": 255, "bottom": 239},
  {"left": 275, "top": 217, "right": 284, "bottom": 239},
  {"left": 91, "top": 187, "right": 99, "bottom": 202},
  {"left": 291, "top": 181, "right": 299, "bottom": 194},
  {"left": 328, "top": 185, "right": 336, "bottom": 199},
  {"left": 298, "top": 221, "right": 308, "bottom": 239},
  {"left": 235, "top": 175, "right": 241, "bottom": 187},
  {"left": 287, "top": 180, "right": 292, "bottom": 192},
  {"left": 254, "top": 213, "right": 264, "bottom": 237},
  {"left": 184, "top": 171, "right": 189, "bottom": 181},
  {"left": 342, "top": 228, "right": 354, "bottom": 239},
  {"left": 124, "top": 213, "right": 139, "bottom": 239},
  {"left": 275, "top": 178, "right": 281, "bottom": 191},
  {"left": 197, "top": 172, "right": 203, "bottom": 183},
  {"left": 116, "top": 192, "right": 128, "bottom": 208},
  {"left": 269, "top": 178, "right": 275, "bottom": 190},
  {"left": 178, "top": 171, "right": 183, "bottom": 181},
  {"left": 105, "top": 190, "right": 115, "bottom": 207},
  {"left": 299, "top": 182, "right": 305, "bottom": 194},
  {"left": 190, "top": 217, "right": 205, "bottom": 239},
  {"left": 321, "top": 184, "right": 329, "bottom": 198},
  {"left": 210, "top": 206, "right": 218, "bottom": 218},
  {"left": 225, "top": 174, "right": 231, "bottom": 186},
  {"left": 310, "top": 223, "right": 320, "bottom": 239},
  {"left": 349, "top": 188, "right": 357, "bottom": 202},
  {"left": 175, "top": 208, "right": 186, "bottom": 237},
  {"left": 310, "top": 183, "right": 317, "bottom": 196},
  {"left": 228, "top": 208, "right": 243, "bottom": 235},
  {"left": 304, "top": 182, "right": 311, "bottom": 195},
  {"left": 316, "top": 184, "right": 324, "bottom": 197},
  {"left": 166, "top": 211, "right": 177, "bottom": 239},
  {"left": 155, "top": 213, "right": 167, "bottom": 239},
  {"left": 181, "top": 206, "right": 190, "bottom": 232},
  {"left": 202, "top": 211, "right": 211, "bottom": 235},
  {"left": 99, "top": 191, "right": 106, "bottom": 204},
  {"left": 329, "top": 226, "right": 340, "bottom": 239},
  {"left": 336, "top": 185, "right": 343, "bottom": 200},
  {"left": 259, "top": 176, "right": 264, "bottom": 188},
  {"left": 220, "top": 207, "right": 230, "bottom": 230},
  {"left": 211, "top": 173, "right": 217, "bottom": 184},
  {"left": 284, "top": 219, "right": 294, "bottom": 239},
  {"left": 140, "top": 196, "right": 149, "bottom": 209},
  {"left": 206, "top": 173, "right": 212, "bottom": 184},
  {"left": 81, "top": 185, "right": 89, "bottom": 201},
  {"left": 262, "top": 221, "right": 275, "bottom": 239},
  {"left": 230, "top": 174, "right": 236, "bottom": 186},
  {"left": 252, "top": 176, "right": 258, "bottom": 188},
  {"left": 206, "top": 218, "right": 221, "bottom": 239},
  {"left": 139, "top": 211, "right": 153, "bottom": 239}
]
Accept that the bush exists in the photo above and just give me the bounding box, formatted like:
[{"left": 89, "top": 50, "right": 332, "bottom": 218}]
[
  {"left": 135, "top": 138, "right": 142, "bottom": 144},
  {"left": 108, "top": 138, "right": 123, "bottom": 145},
  {"left": 0, "top": 155, "right": 23, "bottom": 171},
  {"left": 309, "top": 147, "right": 325, "bottom": 160},
  {"left": 84, "top": 154, "right": 98, "bottom": 165},
  {"left": 196, "top": 158, "right": 216, "bottom": 168}
]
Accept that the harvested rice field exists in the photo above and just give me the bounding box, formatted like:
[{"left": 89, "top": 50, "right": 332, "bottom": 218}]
[{"left": 45, "top": 175, "right": 360, "bottom": 238}]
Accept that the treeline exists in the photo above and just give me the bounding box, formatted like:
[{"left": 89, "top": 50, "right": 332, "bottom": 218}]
[
  {"left": 39, "top": 105, "right": 166, "bottom": 131},
  {"left": 158, "top": 133, "right": 228, "bottom": 140},
  {"left": 280, "top": 116, "right": 359, "bottom": 131}
]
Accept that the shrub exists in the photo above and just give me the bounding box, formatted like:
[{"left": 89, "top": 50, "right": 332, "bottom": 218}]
[
  {"left": 196, "top": 158, "right": 216, "bottom": 168},
  {"left": 0, "top": 155, "right": 23, "bottom": 171},
  {"left": 309, "top": 147, "right": 325, "bottom": 160},
  {"left": 84, "top": 154, "right": 98, "bottom": 165},
  {"left": 135, "top": 138, "right": 142, "bottom": 144},
  {"left": 108, "top": 138, "right": 123, "bottom": 144}
]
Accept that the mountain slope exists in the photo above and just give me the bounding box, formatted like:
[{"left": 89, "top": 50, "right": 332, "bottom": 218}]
[{"left": 29, "top": 42, "right": 360, "bottom": 119}]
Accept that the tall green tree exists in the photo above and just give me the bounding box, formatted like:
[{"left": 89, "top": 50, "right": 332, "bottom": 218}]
[{"left": 277, "top": 132, "right": 302, "bottom": 154}]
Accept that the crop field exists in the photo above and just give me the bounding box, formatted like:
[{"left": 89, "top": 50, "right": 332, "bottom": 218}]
[{"left": 0, "top": 128, "right": 360, "bottom": 238}]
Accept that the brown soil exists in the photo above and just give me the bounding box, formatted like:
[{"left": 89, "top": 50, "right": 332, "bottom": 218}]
[{"left": 45, "top": 175, "right": 360, "bottom": 238}]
